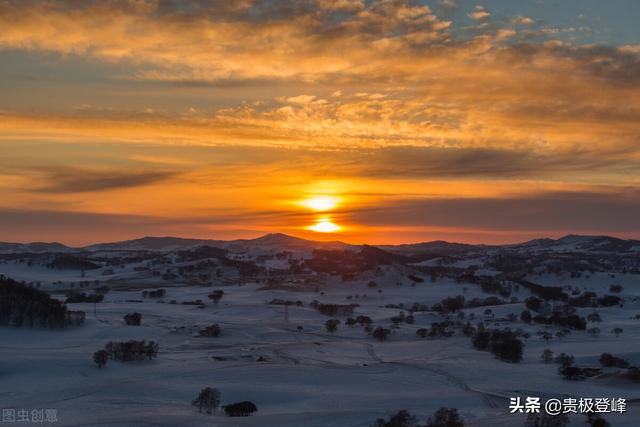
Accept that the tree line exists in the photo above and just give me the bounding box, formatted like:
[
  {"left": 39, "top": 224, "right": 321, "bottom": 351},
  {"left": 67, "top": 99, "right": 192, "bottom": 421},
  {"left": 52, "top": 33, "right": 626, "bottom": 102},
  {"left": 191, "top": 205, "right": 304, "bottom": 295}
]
[{"left": 0, "top": 275, "right": 85, "bottom": 328}]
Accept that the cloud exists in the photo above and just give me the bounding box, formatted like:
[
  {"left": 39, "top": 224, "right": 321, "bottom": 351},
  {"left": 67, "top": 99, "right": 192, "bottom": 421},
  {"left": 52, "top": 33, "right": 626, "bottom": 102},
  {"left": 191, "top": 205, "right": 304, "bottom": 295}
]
[
  {"left": 0, "top": 1, "right": 636, "bottom": 90},
  {"left": 345, "top": 190, "right": 640, "bottom": 234},
  {"left": 513, "top": 15, "right": 535, "bottom": 25},
  {"left": 440, "top": 0, "right": 457, "bottom": 9},
  {"left": 468, "top": 6, "right": 490, "bottom": 21},
  {"left": 29, "top": 167, "right": 179, "bottom": 193},
  {"left": 0, "top": 1, "right": 639, "bottom": 243},
  {"left": 348, "top": 146, "right": 638, "bottom": 180},
  {"left": 0, "top": 208, "right": 251, "bottom": 245},
  {"left": 0, "top": 0, "right": 451, "bottom": 83}
]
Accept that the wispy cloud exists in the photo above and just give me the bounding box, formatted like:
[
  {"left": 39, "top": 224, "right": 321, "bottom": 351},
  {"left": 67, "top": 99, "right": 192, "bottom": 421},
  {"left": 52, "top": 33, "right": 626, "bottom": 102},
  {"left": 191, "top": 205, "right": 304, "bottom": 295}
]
[
  {"left": 344, "top": 190, "right": 640, "bottom": 234},
  {"left": 0, "top": 1, "right": 639, "bottom": 243},
  {"left": 468, "top": 6, "right": 490, "bottom": 21},
  {"left": 29, "top": 167, "right": 179, "bottom": 193}
]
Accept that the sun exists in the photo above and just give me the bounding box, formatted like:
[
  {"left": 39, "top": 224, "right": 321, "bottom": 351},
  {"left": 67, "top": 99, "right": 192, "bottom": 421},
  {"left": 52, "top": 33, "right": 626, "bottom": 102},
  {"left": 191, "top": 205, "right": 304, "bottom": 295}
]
[
  {"left": 301, "top": 196, "right": 339, "bottom": 211},
  {"left": 309, "top": 219, "right": 341, "bottom": 233}
]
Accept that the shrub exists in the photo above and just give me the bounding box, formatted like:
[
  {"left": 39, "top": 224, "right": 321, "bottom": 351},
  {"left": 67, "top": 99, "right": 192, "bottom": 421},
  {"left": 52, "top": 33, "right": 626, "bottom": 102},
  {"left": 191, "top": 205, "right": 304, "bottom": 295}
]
[
  {"left": 587, "top": 327, "right": 600, "bottom": 337},
  {"left": 325, "top": 319, "right": 340, "bottom": 333},
  {"left": 541, "top": 349, "right": 553, "bottom": 363},
  {"left": 192, "top": 387, "right": 220, "bottom": 415},
  {"left": 472, "top": 329, "right": 523, "bottom": 362},
  {"left": 224, "top": 401, "right": 257, "bottom": 417},
  {"left": 462, "top": 322, "right": 475, "bottom": 337},
  {"left": 310, "top": 301, "right": 357, "bottom": 316},
  {"left": 524, "top": 412, "right": 569, "bottom": 427},
  {"left": 559, "top": 366, "right": 583, "bottom": 380},
  {"left": 356, "top": 315, "right": 373, "bottom": 325},
  {"left": 208, "top": 290, "right": 224, "bottom": 304},
  {"left": 373, "top": 327, "right": 391, "bottom": 342},
  {"left": 467, "top": 296, "right": 505, "bottom": 308},
  {"left": 370, "top": 410, "right": 420, "bottom": 427},
  {"left": 142, "top": 289, "right": 166, "bottom": 298},
  {"left": 104, "top": 340, "right": 158, "bottom": 362},
  {"left": 268, "top": 298, "right": 303, "bottom": 306},
  {"left": 567, "top": 291, "right": 596, "bottom": 308},
  {"left": 565, "top": 314, "right": 586, "bottom": 330},
  {"left": 599, "top": 353, "right": 629, "bottom": 368},
  {"left": 525, "top": 297, "right": 543, "bottom": 312},
  {"left": 490, "top": 333, "right": 523, "bottom": 363},
  {"left": 555, "top": 353, "right": 574, "bottom": 368},
  {"left": 472, "top": 331, "right": 491, "bottom": 351},
  {"left": 559, "top": 366, "right": 600, "bottom": 380},
  {"left": 93, "top": 350, "right": 108, "bottom": 368},
  {"left": 532, "top": 313, "right": 587, "bottom": 331},
  {"left": 426, "top": 407, "right": 464, "bottom": 427},
  {"left": 598, "top": 295, "right": 621, "bottom": 307},
  {"left": 199, "top": 324, "right": 221, "bottom": 337},
  {"left": 587, "top": 312, "right": 602, "bottom": 322},
  {"left": 432, "top": 296, "right": 465, "bottom": 314},
  {"left": 428, "top": 322, "right": 454, "bottom": 338},
  {"left": 182, "top": 299, "right": 204, "bottom": 306},
  {"left": 124, "top": 312, "right": 142, "bottom": 326}
]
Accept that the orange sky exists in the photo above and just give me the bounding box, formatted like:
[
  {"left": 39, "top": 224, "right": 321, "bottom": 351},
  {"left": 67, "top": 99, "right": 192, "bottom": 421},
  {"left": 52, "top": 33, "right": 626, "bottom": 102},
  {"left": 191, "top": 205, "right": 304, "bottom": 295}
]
[{"left": 1, "top": 1, "right": 639, "bottom": 245}]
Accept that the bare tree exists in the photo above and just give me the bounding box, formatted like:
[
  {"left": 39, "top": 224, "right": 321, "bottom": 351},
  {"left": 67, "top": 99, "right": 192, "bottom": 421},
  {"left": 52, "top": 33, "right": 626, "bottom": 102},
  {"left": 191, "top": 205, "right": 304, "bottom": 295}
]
[
  {"left": 192, "top": 387, "right": 220, "bottom": 415},
  {"left": 426, "top": 407, "right": 464, "bottom": 427},
  {"left": 373, "top": 327, "right": 390, "bottom": 342},
  {"left": 325, "top": 319, "right": 340, "bottom": 333},
  {"left": 93, "top": 350, "right": 108, "bottom": 368}
]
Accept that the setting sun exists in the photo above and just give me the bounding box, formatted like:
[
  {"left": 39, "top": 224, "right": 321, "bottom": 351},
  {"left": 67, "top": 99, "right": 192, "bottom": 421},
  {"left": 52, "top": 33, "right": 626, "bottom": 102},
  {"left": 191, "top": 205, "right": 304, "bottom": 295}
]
[
  {"left": 308, "top": 219, "right": 341, "bottom": 233},
  {"left": 301, "top": 196, "right": 340, "bottom": 212},
  {"left": 1, "top": 2, "right": 639, "bottom": 426}
]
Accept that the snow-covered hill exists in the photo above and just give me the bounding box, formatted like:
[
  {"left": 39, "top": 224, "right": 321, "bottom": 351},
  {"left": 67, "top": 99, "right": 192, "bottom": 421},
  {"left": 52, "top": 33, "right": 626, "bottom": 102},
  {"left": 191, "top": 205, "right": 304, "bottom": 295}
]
[{"left": 1, "top": 233, "right": 639, "bottom": 426}]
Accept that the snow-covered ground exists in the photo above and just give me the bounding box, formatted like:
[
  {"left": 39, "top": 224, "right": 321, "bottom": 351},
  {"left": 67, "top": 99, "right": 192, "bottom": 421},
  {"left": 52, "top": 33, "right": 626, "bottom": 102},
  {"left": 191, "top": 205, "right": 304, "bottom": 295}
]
[{"left": 1, "top": 273, "right": 639, "bottom": 426}]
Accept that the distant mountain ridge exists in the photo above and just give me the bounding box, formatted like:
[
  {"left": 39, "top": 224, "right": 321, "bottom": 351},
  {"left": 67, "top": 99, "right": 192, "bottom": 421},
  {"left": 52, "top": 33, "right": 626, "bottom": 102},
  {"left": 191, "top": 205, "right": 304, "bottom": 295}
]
[
  {"left": 84, "top": 236, "right": 222, "bottom": 252},
  {"left": 513, "top": 234, "right": 640, "bottom": 253},
  {"left": 0, "top": 242, "right": 74, "bottom": 253},
  {"left": 1, "top": 233, "right": 638, "bottom": 254}
]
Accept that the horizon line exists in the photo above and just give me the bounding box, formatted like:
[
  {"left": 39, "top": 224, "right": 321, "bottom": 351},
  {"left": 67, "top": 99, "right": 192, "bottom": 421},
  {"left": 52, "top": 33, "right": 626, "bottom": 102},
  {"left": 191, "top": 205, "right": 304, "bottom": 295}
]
[{"left": 2, "top": 231, "right": 636, "bottom": 250}]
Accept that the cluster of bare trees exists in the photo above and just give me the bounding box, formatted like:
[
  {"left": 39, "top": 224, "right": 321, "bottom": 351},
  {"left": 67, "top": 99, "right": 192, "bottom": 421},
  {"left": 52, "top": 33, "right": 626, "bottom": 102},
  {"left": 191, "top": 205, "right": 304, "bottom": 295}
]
[
  {"left": 191, "top": 387, "right": 257, "bottom": 417},
  {"left": 142, "top": 289, "right": 166, "bottom": 298},
  {"left": 371, "top": 407, "right": 464, "bottom": 427},
  {"left": 92, "top": 340, "right": 159, "bottom": 367},
  {"left": 471, "top": 328, "right": 523, "bottom": 363},
  {"left": 310, "top": 301, "right": 357, "bottom": 316},
  {"left": 0, "top": 275, "right": 85, "bottom": 328}
]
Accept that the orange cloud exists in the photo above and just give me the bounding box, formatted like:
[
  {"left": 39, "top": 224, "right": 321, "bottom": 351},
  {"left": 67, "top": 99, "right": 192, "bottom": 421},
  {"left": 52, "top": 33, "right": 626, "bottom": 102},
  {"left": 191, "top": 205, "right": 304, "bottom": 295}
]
[{"left": 1, "top": 1, "right": 639, "bottom": 243}]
